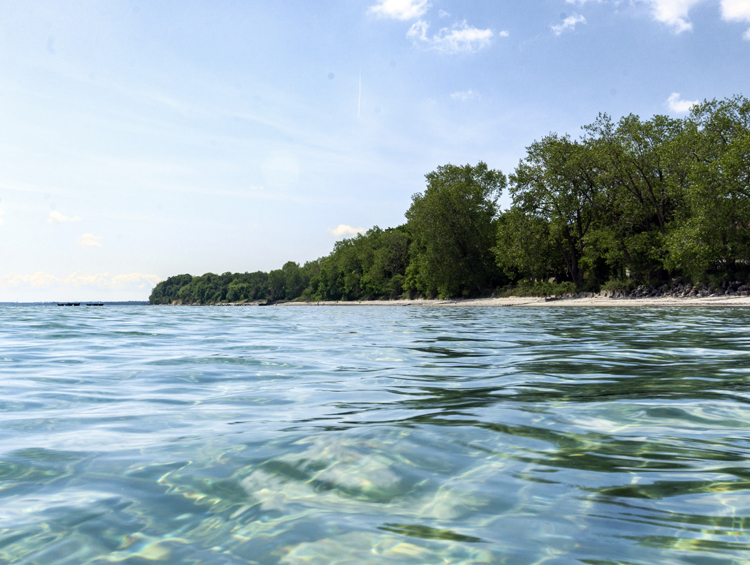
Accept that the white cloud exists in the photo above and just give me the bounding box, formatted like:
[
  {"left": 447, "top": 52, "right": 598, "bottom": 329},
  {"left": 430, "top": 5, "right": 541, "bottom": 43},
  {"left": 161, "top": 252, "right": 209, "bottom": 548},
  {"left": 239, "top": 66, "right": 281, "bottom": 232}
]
[
  {"left": 721, "top": 0, "right": 750, "bottom": 18},
  {"left": 498, "top": 30, "right": 509, "bottom": 37},
  {"left": 667, "top": 92, "right": 699, "bottom": 113},
  {"left": 327, "top": 224, "right": 366, "bottom": 238},
  {"left": 561, "top": 0, "right": 750, "bottom": 38},
  {"left": 47, "top": 211, "right": 81, "bottom": 224},
  {"left": 721, "top": 0, "right": 750, "bottom": 38},
  {"left": 641, "top": 0, "right": 750, "bottom": 36},
  {"left": 369, "top": 0, "right": 430, "bottom": 20},
  {"left": 0, "top": 207, "right": 4, "bottom": 227},
  {"left": 78, "top": 233, "right": 102, "bottom": 248},
  {"left": 407, "top": 20, "right": 494, "bottom": 53},
  {"left": 450, "top": 90, "right": 478, "bottom": 101},
  {"left": 646, "top": 0, "right": 705, "bottom": 33},
  {"left": 438, "top": 9, "right": 450, "bottom": 18},
  {"left": 551, "top": 14, "right": 587, "bottom": 35}
]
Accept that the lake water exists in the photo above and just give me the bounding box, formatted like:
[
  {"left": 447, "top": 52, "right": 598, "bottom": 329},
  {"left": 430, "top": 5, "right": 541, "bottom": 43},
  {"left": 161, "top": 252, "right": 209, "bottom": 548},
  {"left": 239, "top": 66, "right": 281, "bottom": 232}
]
[{"left": 1, "top": 305, "right": 749, "bottom": 564}]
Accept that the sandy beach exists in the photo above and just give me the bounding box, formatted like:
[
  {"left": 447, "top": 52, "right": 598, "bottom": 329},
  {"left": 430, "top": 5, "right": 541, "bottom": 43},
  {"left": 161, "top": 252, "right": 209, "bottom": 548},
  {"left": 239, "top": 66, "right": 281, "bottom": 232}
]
[{"left": 275, "top": 295, "right": 750, "bottom": 307}]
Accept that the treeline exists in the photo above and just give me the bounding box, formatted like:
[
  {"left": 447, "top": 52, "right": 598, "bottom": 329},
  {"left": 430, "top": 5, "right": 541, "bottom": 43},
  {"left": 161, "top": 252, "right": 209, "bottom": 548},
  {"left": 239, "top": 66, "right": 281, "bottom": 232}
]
[{"left": 150, "top": 95, "right": 750, "bottom": 304}]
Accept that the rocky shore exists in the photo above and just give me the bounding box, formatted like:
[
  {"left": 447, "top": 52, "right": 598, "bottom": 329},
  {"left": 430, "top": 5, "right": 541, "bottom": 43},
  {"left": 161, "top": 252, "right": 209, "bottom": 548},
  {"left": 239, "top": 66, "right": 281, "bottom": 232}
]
[{"left": 598, "top": 280, "right": 750, "bottom": 300}]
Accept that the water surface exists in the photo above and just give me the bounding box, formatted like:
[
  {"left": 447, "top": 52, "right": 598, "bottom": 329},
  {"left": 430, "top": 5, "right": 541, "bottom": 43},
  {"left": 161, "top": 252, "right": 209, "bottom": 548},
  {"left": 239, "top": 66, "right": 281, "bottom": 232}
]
[{"left": 1, "top": 305, "right": 749, "bottom": 564}]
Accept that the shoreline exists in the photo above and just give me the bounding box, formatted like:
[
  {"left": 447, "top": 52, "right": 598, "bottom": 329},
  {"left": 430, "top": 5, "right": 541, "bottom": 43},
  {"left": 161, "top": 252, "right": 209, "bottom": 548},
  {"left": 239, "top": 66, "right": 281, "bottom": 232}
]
[
  {"left": 280, "top": 296, "right": 750, "bottom": 307},
  {"left": 189, "top": 295, "right": 750, "bottom": 307}
]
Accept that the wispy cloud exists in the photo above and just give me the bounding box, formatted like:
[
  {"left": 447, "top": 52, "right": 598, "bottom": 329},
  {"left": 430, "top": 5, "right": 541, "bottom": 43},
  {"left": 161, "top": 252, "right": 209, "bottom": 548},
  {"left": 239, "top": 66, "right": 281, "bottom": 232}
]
[
  {"left": 721, "top": 0, "right": 750, "bottom": 39},
  {"left": 0, "top": 271, "right": 162, "bottom": 291},
  {"left": 667, "top": 92, "right": 699, "bottom": 113},
  {"left": 450, "top": 90, "right": 478, "bottom": 101},
  {"left": 78, "top": 233, "right": 102, "bottom": 248},
  {"left": 551, "top": 14, "right": 587, "bottom": 35},
  {"left": 47, "top": 211, "right": 81, "bottom": 224},
  {"left": 407, "top": 20, "right": 495, "bottom": 53},
  {"left": 369, "top": 0, "right": 430, "bottom": 20},
  {"left": 327, "top": 224, "right": 366, "bottom": 238},
  {"left": 438, "top": 9, "right": 450, "bottom": 18}
]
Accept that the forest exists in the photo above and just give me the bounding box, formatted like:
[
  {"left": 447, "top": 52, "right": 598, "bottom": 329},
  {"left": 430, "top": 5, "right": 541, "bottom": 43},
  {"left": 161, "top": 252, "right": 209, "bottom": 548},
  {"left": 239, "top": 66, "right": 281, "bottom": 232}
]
[{"left": 150, "top": 95, "right": 750, "bottom": 304}]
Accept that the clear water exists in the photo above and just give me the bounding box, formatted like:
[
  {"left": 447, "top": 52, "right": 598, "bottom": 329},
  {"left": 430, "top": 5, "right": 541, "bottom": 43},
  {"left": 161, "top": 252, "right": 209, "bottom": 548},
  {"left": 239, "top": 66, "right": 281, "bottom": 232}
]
[{"left": 2, "top": 305, "right": 750, "bottom": 564}]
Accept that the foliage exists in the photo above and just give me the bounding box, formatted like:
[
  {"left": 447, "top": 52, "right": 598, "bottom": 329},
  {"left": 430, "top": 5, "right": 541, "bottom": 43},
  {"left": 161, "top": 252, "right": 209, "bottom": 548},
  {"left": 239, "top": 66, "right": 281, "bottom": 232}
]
[
  {"left": 498, "top": 95, "right": 750, "bottom": 290},
  {"left": 666, "top": 95, "right": 750, "bottom": 279},
  {"left": 149, "top": 274, "right": 193, "bottom": 304},
  {"left": 600, "top": 278, "right": 638, "bottom": 292},
  {"left": 506, "top": 134, "right": 596, "bottom": 288},
  {"left": 496, "top": 280, "right": 577, "bottom": 297},
  {"left": 308, "top": 226, "right": 410, "bottom": 301},
  {"left": 404, "top": 162, "right": 507, "bottom": 297}
]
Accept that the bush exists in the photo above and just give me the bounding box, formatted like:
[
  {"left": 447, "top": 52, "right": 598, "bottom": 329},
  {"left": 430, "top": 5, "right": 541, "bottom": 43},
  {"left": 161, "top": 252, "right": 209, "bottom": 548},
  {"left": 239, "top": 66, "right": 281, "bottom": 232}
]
[
  {"left": 601, "top": 278, "right": 637, "bottom": 292},
  {"left": 497, "top": 280, "right": 577, "bottom": 297}
]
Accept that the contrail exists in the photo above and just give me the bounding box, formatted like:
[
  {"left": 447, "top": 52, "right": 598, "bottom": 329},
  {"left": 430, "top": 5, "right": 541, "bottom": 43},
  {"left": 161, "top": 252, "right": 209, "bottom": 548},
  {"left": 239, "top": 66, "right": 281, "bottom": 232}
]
[{"left": 358, "top": 70, "right": 361, "bottom": 119}]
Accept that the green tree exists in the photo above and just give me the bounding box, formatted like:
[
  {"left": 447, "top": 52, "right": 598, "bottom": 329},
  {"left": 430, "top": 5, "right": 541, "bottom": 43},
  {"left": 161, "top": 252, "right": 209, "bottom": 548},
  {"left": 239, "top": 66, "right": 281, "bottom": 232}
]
[
  {"left": 267, "top": 269, "right": 286, "bottom": 301},
  {"left": 149, "top": 274, "right": 192, "bottom": 304},
  {"left": 508, "top": 136, "right": 598, "bottom": 288},
  {"left": 405, "top": 162, "right": 506, "bottom": 297},
  {"left": 667, "top": 95, "right": 750, "bottom": 279},
  {"left": 361, "top": 227, "right": 410, "bottom": 298},
  {"left": 281, "top": 261, "right": 309, "bottom": 300},
  {"left": 583, "top": 113, "right": 687, "bottom": 282},
  {"left": 495, "top": 208, "right": 561, "bottom": 282}
]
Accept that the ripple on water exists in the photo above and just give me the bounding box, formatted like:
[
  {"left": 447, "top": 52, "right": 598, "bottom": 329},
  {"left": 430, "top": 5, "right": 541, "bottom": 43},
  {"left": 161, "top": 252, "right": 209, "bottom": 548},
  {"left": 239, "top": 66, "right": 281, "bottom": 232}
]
[{"left": 0, "top": 305, "right": 749, "bottom": 563}]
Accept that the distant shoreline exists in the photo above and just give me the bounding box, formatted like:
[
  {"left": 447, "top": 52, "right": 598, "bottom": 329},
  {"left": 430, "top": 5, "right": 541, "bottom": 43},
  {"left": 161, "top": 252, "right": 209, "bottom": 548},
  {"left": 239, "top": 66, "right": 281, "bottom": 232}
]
[
  {"left": 160, "top": 295, "right": 750, "bottom": 307},
  {"left": 280, "top": 296, "right": 750, "bottom": 307}
]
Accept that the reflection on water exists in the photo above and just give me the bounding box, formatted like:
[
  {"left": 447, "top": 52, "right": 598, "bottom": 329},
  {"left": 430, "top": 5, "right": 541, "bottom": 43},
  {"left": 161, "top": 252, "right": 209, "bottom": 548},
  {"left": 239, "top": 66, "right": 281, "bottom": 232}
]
[{"left": 1, "top": 305, "right": 750, "bottom": 563}]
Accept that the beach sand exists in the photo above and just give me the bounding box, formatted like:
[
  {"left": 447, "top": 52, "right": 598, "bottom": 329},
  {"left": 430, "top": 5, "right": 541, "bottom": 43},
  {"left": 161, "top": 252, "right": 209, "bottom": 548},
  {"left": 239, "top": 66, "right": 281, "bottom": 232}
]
[{"left": 276, "top": 295, "right": 750, "bottom": 307}]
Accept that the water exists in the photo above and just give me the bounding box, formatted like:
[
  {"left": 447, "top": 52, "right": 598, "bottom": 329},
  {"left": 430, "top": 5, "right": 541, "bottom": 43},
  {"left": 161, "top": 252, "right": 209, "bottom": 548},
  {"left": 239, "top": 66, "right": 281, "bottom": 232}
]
[{"left": 1, "top": 305, "right": 750, "bottom": 564}]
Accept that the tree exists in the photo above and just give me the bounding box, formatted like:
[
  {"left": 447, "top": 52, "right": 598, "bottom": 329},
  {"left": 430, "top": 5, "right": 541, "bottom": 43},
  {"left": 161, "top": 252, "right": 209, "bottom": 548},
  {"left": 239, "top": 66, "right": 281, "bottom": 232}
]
[
  {"left": 667, "top": 95, "right": 750, "bottom": 279},
  {"left": 508, "top": 136, "right": 597, "bottom": 288},
  {"left": 281, "top": 261, "right": 308, "bottom": 300},
  {"left": 405, "top": 162, "right": 506, "bottom": 297},
  {"left": 583, "top": 113, "right": 687, "bottom": 281},
  {"left": 267, "top": 269, "right": 286, "bottom": 301},
  {"left": 149, "top": 274, "right": 192, "bottom": 304},
  {"left": 361, "top": 227, "right": 410, "bottom": 298},
  {"left": 495, "top": 208, "right": 562, "bottom": 282}
]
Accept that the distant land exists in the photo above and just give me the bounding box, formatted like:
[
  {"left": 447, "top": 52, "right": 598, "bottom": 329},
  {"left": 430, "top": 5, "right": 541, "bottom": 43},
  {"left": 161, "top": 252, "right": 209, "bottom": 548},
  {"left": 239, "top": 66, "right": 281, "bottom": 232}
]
[{"left": 151, "top": 96, "right": 750, "bottom": 306}]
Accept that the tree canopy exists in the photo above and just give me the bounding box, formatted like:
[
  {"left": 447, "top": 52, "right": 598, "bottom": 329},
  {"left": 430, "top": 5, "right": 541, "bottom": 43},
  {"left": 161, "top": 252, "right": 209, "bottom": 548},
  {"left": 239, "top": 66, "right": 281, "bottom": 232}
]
[{"left": 405, "top": 162, "right": 506, "bottom": 297}]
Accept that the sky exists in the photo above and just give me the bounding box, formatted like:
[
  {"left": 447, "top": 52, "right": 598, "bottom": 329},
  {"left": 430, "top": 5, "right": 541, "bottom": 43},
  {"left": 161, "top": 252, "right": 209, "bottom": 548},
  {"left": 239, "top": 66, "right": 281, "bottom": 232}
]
[{"left": 1, "top": 0, "right": 749, "bottom": 301}]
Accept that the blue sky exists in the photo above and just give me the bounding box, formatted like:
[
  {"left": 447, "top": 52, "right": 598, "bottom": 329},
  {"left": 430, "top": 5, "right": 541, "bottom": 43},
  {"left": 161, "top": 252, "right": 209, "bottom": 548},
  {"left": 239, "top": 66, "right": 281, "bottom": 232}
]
[{"left": 1, "top": 0, "right": 749, "bottom": 301}]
